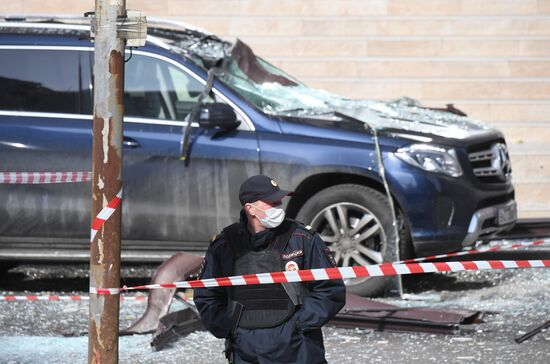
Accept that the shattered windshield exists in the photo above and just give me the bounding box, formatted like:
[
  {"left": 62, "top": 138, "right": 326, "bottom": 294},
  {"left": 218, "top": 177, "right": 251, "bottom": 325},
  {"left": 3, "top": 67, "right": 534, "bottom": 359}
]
[
  {"left": 155, "top": 30, "right": 347, "bottom": 116},
  {"left": 219, "top": 39, "right": 342, "bottom": 115},
  {"left": 218, "top": 43, "right": 494, "bottom": 139},
  {"left": 223, "top": 57, "right": 349, "bottom": 115},
  {"left": 158, "top": 30, "right": 493, "bottom": 139}
]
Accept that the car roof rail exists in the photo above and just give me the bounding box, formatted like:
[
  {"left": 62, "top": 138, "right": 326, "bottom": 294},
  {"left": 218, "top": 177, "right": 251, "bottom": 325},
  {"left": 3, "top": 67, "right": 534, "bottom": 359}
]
[{"left": 0, "top": 14, "right": 88, "bottom": 23}]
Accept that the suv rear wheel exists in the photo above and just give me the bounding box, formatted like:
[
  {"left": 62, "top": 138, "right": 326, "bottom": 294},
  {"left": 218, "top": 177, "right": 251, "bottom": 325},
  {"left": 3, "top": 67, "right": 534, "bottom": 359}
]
[{"left": 296, "top": 184, "right": 412, "bottom": 297}]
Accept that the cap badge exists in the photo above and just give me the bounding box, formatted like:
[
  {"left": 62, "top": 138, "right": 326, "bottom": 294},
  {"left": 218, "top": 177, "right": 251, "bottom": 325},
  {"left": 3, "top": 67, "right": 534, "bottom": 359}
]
[{"left": 270, "top": 179, "right": 278, "bottom": 187}]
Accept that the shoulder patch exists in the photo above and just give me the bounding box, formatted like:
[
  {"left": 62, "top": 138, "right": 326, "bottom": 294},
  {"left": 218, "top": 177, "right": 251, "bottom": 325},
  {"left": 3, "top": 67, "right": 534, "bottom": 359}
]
[
  {"left": 209, "top": 234, "right": 226, "bottom": 250},
  {"left": 292, "top": 223, "right": 314, "bottom": 240},
  {"left": 294, "top": 224, "right": 314, "bottom": 234},
  {"left": 281, "top": 249, "right": 304, "bottom": 260}
]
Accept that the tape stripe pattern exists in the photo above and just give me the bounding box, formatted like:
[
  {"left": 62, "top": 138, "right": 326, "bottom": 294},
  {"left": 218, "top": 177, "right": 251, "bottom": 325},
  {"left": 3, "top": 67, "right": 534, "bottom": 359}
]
[
  {"left": 89, "top": 287, "right": 121, "bottom": 295},
  {"left": 398, "top": 239, "right": 548, "bottom": 264},
  {"left": 0, "top": 295, "right": 148, "bottom": 301},
  {"left": 0, "top": 172, "right": 92, "bottom": 184},
  {"left": 90, "top": 189, "right": 123, "bottom": 243},
  {"left": 89, "top": 259, "right": 550, "bottom": 295}
]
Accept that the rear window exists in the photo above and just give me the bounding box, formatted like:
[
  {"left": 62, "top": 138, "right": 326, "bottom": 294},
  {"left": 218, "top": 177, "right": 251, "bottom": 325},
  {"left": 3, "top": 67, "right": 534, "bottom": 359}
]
[{"left": 0, "top": 49, "right": 84, "bottom": 114}]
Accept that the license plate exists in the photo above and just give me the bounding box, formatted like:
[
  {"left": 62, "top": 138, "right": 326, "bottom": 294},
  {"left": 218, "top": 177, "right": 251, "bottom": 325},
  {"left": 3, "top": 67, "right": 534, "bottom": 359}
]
[{"left": 497, "top": 203, "right": 517, "bottom": 226}]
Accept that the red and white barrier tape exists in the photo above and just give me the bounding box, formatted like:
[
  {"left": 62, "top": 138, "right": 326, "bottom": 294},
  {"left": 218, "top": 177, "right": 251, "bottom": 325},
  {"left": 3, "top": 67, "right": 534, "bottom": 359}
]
[
  {"left": 398, "top": 239, "right": 549, "bottom": 264},
  {"left": 0, "top": 295, "right": 147, "bottom": 302},
  {"left": 0, "top": 172, "right": 92, "bottom": 184},
  {"left": 0, "top": 294, "right": 195, "bottom": 302},
  {"left": 90, "top": 189, "right": 123, "bottom": 243},
  {"left": 1, "top": 171, "right": 122, "bottom": 242},
  {"left": 89, "top": 259, "right": 550, "bottom": 295}
]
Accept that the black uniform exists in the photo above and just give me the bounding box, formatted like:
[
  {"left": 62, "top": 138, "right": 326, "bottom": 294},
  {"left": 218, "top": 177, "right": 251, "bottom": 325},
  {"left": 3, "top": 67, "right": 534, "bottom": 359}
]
[{"left": 194, "top": 212, "right": 346, "bottom": 364}]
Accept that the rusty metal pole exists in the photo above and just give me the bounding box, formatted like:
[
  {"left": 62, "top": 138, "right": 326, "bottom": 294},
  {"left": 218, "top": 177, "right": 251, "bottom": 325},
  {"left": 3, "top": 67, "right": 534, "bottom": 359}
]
[{"left": 88, "top": 0, "right": 126, "bottom": 363}]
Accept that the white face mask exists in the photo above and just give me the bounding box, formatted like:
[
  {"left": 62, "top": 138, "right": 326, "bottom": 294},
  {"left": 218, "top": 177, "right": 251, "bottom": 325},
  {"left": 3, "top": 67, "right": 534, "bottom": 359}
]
[{"left": 252, "top": 204, "right": 286, "bottom": 229}]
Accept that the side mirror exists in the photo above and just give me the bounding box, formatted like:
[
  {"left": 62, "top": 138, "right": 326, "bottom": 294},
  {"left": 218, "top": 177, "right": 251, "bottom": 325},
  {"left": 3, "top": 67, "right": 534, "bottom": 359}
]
[{"left": 198, "top": 103, "right": 240, "bottom": 130}]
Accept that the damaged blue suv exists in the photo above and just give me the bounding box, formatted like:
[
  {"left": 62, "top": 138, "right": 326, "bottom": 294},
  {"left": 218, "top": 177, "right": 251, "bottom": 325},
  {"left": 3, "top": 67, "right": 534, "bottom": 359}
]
[{"left": 0, "top": 17, "right": 516, "bottom": 295}]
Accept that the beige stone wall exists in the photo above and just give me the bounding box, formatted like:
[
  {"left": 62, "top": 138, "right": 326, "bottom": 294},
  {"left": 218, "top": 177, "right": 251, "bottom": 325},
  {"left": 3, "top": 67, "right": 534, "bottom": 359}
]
[{"left": 2, "top": 0, "right": 549, "bottom": 217}]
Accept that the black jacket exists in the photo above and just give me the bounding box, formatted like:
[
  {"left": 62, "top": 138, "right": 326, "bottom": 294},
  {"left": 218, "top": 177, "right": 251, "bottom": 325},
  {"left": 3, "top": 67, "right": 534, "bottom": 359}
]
[{"left": 194, "top": 213, "right": 346, "bottom": 363}]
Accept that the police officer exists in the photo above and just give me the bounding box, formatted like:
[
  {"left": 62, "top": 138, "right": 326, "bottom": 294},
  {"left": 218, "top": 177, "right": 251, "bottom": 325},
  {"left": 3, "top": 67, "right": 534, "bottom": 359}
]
[{"left": 194, "top": 175, "right": 346, "bottom": 364}]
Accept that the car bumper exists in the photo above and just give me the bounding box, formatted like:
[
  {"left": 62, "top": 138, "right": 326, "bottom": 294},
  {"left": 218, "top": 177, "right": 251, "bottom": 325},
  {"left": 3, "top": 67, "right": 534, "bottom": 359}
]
[
  {"left": 385, "top": 156, "right": 517, "bottom": 257},
  {"left": 411, "top": 199, "right": 517, "bottom": 257},
  {"left": 462, "top": 199, "right": 517, "bottom": 246}
]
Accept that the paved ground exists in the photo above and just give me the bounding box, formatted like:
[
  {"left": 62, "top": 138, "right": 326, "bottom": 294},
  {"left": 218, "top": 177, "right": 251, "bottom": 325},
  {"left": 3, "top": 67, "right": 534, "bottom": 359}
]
[{"left": 0, "top": 246, "right": 549, "bottom": 363}]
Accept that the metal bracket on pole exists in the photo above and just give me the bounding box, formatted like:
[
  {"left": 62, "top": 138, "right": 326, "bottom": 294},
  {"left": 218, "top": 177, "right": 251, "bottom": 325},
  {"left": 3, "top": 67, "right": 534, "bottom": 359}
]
[{"left": 88, "top": 10, "right": 147, "bottom": 47}]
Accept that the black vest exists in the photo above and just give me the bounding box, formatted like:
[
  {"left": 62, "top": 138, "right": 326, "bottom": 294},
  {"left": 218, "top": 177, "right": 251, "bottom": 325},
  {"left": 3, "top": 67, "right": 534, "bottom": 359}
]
[{"left": 223, "top": 219, "right": 308, "bottom": 329}]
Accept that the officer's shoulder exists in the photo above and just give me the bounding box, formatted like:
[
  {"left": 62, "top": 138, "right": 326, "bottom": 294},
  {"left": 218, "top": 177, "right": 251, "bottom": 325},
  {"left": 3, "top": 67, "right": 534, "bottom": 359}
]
[
  {"left": 289, "top": 220, "right": 315, "bottom": 237},
  {"left": 208, "top": 233, "right": 226, "bottom": 251}
]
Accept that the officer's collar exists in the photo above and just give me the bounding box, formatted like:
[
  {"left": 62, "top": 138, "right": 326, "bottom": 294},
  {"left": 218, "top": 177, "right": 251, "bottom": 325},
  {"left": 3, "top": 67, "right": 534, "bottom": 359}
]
[{"left": 239, "top": 210, "right": 274, "bottom": 249}]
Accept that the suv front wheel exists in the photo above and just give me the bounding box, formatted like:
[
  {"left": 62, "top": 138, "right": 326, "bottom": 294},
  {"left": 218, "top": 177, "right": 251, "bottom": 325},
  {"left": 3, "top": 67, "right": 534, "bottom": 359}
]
[{"left": 296, "top": 184, "right": 412, "bottom": 297}]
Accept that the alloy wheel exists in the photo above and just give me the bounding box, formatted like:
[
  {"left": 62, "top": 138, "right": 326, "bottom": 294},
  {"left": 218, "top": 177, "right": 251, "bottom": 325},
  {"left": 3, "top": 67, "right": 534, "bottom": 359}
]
[{"left": 310, "top": 202, "right": 387, "bottom": 287}]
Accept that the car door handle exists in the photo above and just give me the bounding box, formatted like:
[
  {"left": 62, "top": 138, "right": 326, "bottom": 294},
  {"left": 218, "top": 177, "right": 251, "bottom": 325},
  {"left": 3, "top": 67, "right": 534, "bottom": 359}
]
[{"left": 123, "top": 137, "right": 141, "bottom": 148}]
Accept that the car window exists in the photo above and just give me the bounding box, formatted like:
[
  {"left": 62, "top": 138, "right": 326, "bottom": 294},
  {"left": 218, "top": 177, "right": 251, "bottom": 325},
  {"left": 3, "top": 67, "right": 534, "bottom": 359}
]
[
  {"left": 0, "top": 49, "right": 82, "bottom": 114},
  {"left": 124, "top": 54, "right": 214, "bottom": 121}
]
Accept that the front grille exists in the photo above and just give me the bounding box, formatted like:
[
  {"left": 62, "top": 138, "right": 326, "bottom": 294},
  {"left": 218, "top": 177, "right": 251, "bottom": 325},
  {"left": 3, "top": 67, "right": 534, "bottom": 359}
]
[{"left": 468, "top": 141, "right": 512, "bottom": 183}]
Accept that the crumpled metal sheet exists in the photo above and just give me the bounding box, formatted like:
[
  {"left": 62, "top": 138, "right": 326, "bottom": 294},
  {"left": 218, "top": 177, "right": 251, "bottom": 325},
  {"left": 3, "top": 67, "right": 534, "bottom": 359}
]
[
  {"left": 330, "top": 293, "right": 483, "bottom": 334},
  {"left": 341, "top": 293, "right": 482, "bottom": 324},
  {"left": 151, "top": 306, "right": 204, "bottom": 351},
  {"left": 230, "top": 39, "right": 297, "bottom": 86},
  {"left": 496, "top": 218, "right": 550, "bottom": 241}
]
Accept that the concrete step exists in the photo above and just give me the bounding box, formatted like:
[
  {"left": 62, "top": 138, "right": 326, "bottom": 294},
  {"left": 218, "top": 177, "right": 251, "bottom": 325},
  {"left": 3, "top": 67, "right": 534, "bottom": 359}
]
[
  {"left": 155, "top": 0, "right": 546, "bottom": 17},
  {"left": 181, "top": 16, "right": 550, "bottom": 37},
  {"left": 386, "top": 0, "right": 547, "bottom": 16},
  {"left": 517, "top": 206, "right": 550, "bottom": 218},
  {"left": 500, "top": 125, "right": 550, "bottom": 145},
  {"left": 510, "top": 153, "right": 550, "bottom": 179},
  {"left": 307, "top": 80, "right": 550, "bottom": 100},
  {"left": 456, "top": 103, "right": 550, "bottom": 123},
  {"left": 273, "top": 59, "right": 550, "bottom": 79},
  {"left": 245, "top": 38, "right": 550, "bottom": 58},
  {"left": 515, "top": 181, "right": 550, "bottom": 206}
]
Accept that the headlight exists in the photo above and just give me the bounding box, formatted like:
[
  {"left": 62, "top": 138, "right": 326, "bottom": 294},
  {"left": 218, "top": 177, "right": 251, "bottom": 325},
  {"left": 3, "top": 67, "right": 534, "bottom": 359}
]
[{"left": 395, "top": 144, "right": 463, "bottom": 177}]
